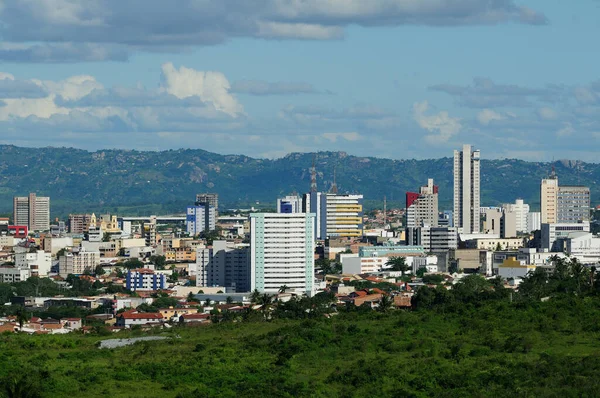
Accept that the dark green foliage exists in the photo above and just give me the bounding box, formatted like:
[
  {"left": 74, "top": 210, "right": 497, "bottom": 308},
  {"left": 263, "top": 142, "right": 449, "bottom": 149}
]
[{"left": 0, "top": 146, "right": 594, "bottom": 216}]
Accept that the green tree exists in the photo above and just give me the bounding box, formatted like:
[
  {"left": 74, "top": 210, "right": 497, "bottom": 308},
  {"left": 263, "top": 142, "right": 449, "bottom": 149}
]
[
  {"left": 123, "top": 258, "right": 144, "bottom": 270},
  {"left": 15, "top": 306, "right": 29, "bottom": 331},
  {"left": 226, "top": 296, "right": 233, "bottom": 304},
  {"left": 377, "top": 294, "right": 393, "bottom": 313},
  {"left": 278, "top": 285, "right": 289, "bottom": 294},
  {"left": 386, "top": 256, "right": 408, "bottom": 275},
  {"left": 250, "top": 289, "right": 261, "bottom": 304},
  {"left": 94, "top": 265, "right": 105, "bottom": 276},
  {"left": 150, "top": 255, "right": 167, "bottom": 270}
]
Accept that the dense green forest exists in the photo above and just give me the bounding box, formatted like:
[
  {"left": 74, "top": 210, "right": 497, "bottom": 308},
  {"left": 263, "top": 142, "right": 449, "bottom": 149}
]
[
  {"left": 2, "top": 257, "right": 600, "bottom": 397},
  {"left": 1, "top": 145, "right": 598, "bottom": 217}
]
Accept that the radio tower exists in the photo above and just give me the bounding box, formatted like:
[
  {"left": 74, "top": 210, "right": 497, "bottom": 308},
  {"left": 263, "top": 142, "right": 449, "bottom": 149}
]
[{"left": 310, "top": 154, "right": 317, "bottom": 192}]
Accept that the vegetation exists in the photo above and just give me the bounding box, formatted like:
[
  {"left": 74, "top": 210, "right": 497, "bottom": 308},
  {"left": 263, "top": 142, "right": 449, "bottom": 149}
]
[
  {"left": 1, "top": 257, "right": 600, "bottom": 396},
  {"left": 0, "top": 146, "right": 595, "bottom": 216}
]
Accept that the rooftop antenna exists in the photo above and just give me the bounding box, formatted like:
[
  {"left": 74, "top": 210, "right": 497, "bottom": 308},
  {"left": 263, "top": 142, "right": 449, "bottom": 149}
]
[
  {"left": 330, "top": 165, "right": 338, "bottom": 194},
  {"left": 310, "top": 154, "right": 317, "bottom": 193}
]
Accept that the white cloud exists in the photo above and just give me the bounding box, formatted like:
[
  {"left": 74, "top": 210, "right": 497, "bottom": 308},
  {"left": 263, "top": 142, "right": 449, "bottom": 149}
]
[
  {"left": 537, "top": 107, "right": 557, "bottom": 120},
  {"left": 412, "top": 101, "right": 461, "bottom": 144},
  {"left": 477, "top": 109, "right": 504, "bottom": 125},
  {"left": 322, "top": 132, "right": 361, "bottom": 142},
  {"left": 160, "top": 63, "right": 243, "bottom": 117},
  {"left": 556, "top": 123, "right": 575, "bottom": 137}
]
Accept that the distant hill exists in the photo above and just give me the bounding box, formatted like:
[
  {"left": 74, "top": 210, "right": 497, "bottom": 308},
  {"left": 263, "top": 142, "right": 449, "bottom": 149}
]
[{"left": 0, "top": 145, "right": 597, "bottom": 218}]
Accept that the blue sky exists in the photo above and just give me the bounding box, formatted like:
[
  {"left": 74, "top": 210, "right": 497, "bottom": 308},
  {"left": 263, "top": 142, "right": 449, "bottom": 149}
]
[{"left": 0, "top": 0, "right": 599, "bottom": 161}]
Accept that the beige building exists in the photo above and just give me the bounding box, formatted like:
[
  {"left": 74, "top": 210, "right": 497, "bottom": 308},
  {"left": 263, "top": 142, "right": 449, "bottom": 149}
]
[
  {"left": 466, "top": 238, "right": 524, "bottom": 251},
  {"left": 406, "top": 178, "right": 439, "bottom": 228},
  {"left": 541, "top": 174, "right": 559, "bottom": 224},
  {"left": 13, "top": 193, "right": 50, "bottom": 231},
  {"left": 59, "top": 250, "right": 101, "bottom": 277}
]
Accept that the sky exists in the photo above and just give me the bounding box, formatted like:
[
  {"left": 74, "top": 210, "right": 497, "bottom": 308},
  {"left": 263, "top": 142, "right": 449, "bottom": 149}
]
[{"left": 0, "top": 0, "right": 599, "bottom": 161}]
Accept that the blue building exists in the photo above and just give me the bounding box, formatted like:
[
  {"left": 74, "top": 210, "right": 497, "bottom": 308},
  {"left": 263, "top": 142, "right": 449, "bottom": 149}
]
[
  {"left": 186, "top": 204, "right": 216, "bottom": 235},
  {"left": 126, "top": 269, "right": 166, "bottom": 291}
]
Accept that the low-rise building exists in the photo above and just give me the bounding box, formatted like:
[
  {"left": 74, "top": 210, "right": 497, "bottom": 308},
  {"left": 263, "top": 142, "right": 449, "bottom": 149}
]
[
  {"left": 15, "top": 250, "right": 52, "bottom": 277},
  {"left": 115, "top": 310, "right": 164, "bottom": 328},
  {"left": 126, "top": 269, "right": 167, "bottom": 292},
  {"left": 0, "top": 266, "right": 31, "bottom": 283},
  {"left": 59, "top": 249, "right": 101, "bottom": 277}
]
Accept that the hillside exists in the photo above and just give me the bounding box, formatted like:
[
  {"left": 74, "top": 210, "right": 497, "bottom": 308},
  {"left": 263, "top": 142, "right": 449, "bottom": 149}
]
[
  {"left": 1, "top": 299, "right": 600, "bottom": 397},
  {"left": 0, "top": 145, "right": 598, "bottom": 217}
]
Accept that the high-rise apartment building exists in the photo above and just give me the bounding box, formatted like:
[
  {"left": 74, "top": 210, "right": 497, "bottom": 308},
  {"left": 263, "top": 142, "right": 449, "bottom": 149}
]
[
  {"left": 13, "top": 193, "right": 50, "bottom": 231},
  {"left": 406, "top": 178, "right": 439, "bottom": 228},
  {"left": 195, "top": 193, "right": 219, "bottom": 213},
  {"left": 250, "top": 213, "right": 315, "bottom": 295},
  {"left": 68, "top": 214, "right": 92, "bottom": 234},
  {"left": 303, "top": 193, "right": 363, "bottom": 240},
  {"left": 59, "top": 249, "right": 101, "bottom": 277},
  {"left": 540, "top": 171, "right": 590, "bottom": 224},
  {"left": 453, "top": 144, "right": 480, "bottom": 234},
  {"left": 541, "top": 172, "right": 559, "bottom": 224},
  {"left": 196, "top": 241, "right": 250, "bottom": 292},
  {"left": 186, "top": 205, "right": 216, "bottom": 235},
  {"left": 502, "top": 199, "right": 529, "bottom": 233}
]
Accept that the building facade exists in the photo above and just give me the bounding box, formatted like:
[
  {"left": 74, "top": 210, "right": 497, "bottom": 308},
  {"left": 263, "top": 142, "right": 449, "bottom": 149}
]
[
  {"left": 541, "top": 174, "right": 559, "bottom": 224},
  {"left": 406, "top": 178, "right": 439, "bottom": 228},
  {"left": 13, "top": 193, "right": 50, "bottom": 232},
  {"left": 502, "top": 199, "right": 529, "bottom": 233},
  {"left": 126, "top": 269, "right": 167, "bottom": 291},
  {"left": 557, "top": 186, "right": 590, "bottom": 223},
  {"left": 277, "top": 195, "right": 302, "bottom": 214},
  {"left": 406, "top": 227, "right": 458, "bottom": 253},
  {"left": 59, "top": 250, "right": 101, "bottom": 277},
  {"left": 195, "top": 193, "right": 219, "bottom": 213},
  {"left": 186, "top": 205, "right": 216, "bottom": 236},
  {"left": 303, "top": 193, "right": 363, "bottom": 240},
  {"left": 68, "top": 214, "right": 92, "bottom": 234},
  {"left": 453, "top": 144, "right": 480, "bottom": 234},
  {"left": 196, "top": 240, "right": 250, "bottom": 292},
  {"left": 541, "top": 222, "right": 590, "bottom": 251},
  {"left": 250, "top": 213, "right": 315, "bottom": 295},
  {"left": 14, "top": 250, "right": 52, "bottom": 277}
]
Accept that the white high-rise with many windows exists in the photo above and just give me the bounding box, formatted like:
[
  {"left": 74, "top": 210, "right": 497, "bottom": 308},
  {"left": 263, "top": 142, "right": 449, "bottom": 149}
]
[
  {"left": 250, "top": 213, "right": 315, "bottom": 295},
  {"left": 453, "top": 144, "right": 480, "bottom": 234},
  {"left": 502, "top": 199, "right": 530, "bottom": 233}
]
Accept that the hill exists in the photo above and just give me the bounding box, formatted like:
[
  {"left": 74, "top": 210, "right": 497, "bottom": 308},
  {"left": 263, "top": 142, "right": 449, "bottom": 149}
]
[
  {"left": 1, "top": 299, "right": 600, "bottom": 397},
  {"left": 0, "top": 145, "right": 598, "bottom": 217}
]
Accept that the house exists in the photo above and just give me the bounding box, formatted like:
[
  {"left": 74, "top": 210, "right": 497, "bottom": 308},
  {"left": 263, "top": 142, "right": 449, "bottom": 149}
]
[
  {"left": 157, "top": 307, "right": 198, "bottom": 321},
  {"left": 115, "top": 310, "right": 164, "bottom": 328},
  {"left": 179, "top": 313, "right": 210, "bottom": 324},
  {"left": 61, "top": 318, "right": 82, "bottom": 330}
]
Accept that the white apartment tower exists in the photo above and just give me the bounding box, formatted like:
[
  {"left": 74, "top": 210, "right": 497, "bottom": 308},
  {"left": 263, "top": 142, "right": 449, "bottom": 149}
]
[
  {"left": 250, "top": 213, "right": 315, "bottom": 295},
  {"left": 453, "top": 144, "right": 480, "bottom": 234},
  {"left": 406, "top": 178, "right": 439, "bottom": 227}
]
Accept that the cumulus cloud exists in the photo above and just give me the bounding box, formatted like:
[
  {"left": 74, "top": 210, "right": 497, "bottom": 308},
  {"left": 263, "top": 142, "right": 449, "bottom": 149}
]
[
  {"left": 0, "top": 1, "right": 547, "bottom": 62},
  {"left": 412, "top": 101, "right": 461, "bottom": 143},
  {"left": 230, "top": 80, "right": 321, "bottom": 96},
  {"left": 160, "top": 63, "right": 243, "bottom": 117},
  {"left": 0, "top": 73, "right": 47, "bottom": 98}
]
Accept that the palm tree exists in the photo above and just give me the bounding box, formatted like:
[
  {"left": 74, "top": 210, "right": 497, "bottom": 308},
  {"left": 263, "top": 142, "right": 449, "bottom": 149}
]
[
  {"left": 204, "top": 298, "right": 211, "bottom": 307},
  {"left": 250, "top": 289, "right": 261, "bottom": 304},
  {"left": 226, "top": 296, "right": 233, "bottom": 304},
  {"left": 278, "top": 285, "right": 289, "bottom": 294},
  {"left": 377, "top": 295, "right": 393, "bottom": 313},
  {"left": 386, "top": 256, "right": 408, "bottom": 276},
  {"left": 15, "top": 306, "right": 29, "bottom": 331}
]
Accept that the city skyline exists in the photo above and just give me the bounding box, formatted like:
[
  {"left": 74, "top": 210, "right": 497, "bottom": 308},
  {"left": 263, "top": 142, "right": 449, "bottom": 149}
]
[{"left": 0, "top": 1, "right": 597, "bottom": 161}]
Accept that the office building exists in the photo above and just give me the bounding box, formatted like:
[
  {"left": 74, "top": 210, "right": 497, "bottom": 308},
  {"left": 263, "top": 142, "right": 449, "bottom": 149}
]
[
  {"left": 453, "top": 144, "right": 480, "bottom": 234},
  {"left": 186, "top": 205, "right": 216, "bottom": 235},
  {"left": 406, "top": 178, "right": 439, "bottom": 228},
  {"left": 406, "top": 227, "right": 458, "bottom": 253},
  {"left": 196, "top": 241, "right": 250, "bottom": 292},
  {"left": 541, "top": 170, "right": 590, "bottom": 224},
  {"left": 15, "top": 250, "right": 52, "bottom": 277},
  {"left": 557, "top": 186, "right": 590, "bottom": 223},
  {"left": 250, "top": 213, "right": 315, "bottom": 295},
  {"left": 482, "top": 208, "right": 517, "bottom": 238},
  {"left": 541, "top": 222, "right": 590, "bottom": 251},
  {"left": 277, "top": 195, "right": 302, "bottom": 214},
  {"left": 502, "top": 199, "right": 529, "bottom": 233},
  {"left": 13, "top": 193, "right": 50, "bottom": 232}
]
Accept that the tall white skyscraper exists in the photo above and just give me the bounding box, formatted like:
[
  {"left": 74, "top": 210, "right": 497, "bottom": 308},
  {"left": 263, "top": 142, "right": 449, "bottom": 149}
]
[
  {"left": 250, "top": 213, "right": 315, "bottom": 295},
  {"left": 453, "top": 144, "right": 480, "bottom": 234}
]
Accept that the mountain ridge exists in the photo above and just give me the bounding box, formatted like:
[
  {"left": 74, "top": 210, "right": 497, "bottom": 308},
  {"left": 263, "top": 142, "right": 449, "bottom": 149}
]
[{"left": 0, "top": 145, "right": 597, "bottom": 217}]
